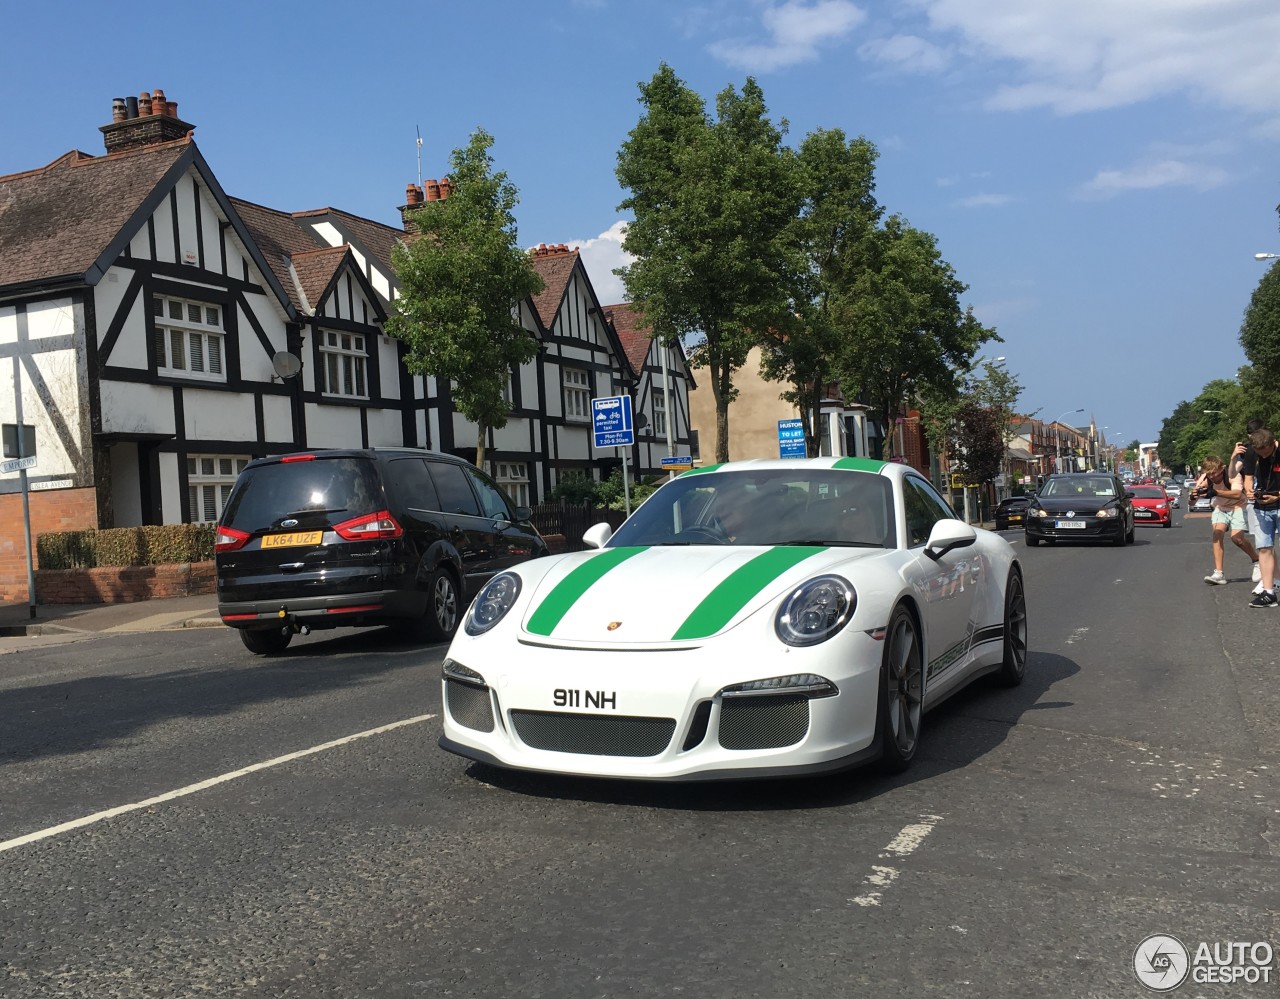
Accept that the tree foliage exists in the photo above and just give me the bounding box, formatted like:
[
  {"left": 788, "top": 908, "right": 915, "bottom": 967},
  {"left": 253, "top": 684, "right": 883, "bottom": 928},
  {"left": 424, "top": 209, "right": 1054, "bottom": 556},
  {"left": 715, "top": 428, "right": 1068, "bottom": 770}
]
[
  {"left": 830, "top": 217, "right": 998, "bottom": 459},
  {"left": 387, "top": 128, "right": 544, "bottom": 471},
  {"left": 948, "top": 401, "right": 1004, "bottom": 484},
  {"left": 616, "top": 65, "right": 801, "bottom": 463},
  {"left": 1240, "top": 260, "right": 1280, "bottom": 374},
  {"left": 758, "top": 128, "right": 882, "bottom": 457}
]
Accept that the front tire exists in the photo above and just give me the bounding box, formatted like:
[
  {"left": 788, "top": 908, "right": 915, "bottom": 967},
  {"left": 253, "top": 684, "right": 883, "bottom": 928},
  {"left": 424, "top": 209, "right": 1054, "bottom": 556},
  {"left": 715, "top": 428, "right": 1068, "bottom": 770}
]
[
  {"left": 1025, "top": 534, "right": 1041, "bottom": 547},
  {"left": 239, "top": 627, "right": 292, "bottom": 656},
  {"left": 996, "top": 569, "right": 1027, "bottom": 686},
  {"left": 876, "top": 605, "right": 924, "bottom": 773}
]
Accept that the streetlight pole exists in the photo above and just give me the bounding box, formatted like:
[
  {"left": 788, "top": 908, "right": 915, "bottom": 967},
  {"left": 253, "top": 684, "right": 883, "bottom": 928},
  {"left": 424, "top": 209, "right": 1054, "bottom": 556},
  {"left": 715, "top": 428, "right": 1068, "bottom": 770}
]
[{"left": 1053, "top": 407, "right": 1084, "bottom": 473}]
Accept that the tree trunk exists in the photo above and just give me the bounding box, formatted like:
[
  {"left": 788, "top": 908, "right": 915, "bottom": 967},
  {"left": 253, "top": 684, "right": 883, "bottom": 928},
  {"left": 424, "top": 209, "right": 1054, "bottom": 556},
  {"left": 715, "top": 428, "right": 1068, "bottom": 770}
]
[{"left": 475, "top": 423, "right": 488, "bottom": 473}]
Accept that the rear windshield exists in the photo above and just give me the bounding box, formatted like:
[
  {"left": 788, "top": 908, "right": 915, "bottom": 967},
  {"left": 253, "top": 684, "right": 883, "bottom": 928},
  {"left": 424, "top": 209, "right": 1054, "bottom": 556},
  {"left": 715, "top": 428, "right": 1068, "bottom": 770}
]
[
  {"left": 1132, "top": 487, "right": 1165, "bottom": 498},
  {"left": 220, "top": 457, "right": 383, "bottom": 532}
]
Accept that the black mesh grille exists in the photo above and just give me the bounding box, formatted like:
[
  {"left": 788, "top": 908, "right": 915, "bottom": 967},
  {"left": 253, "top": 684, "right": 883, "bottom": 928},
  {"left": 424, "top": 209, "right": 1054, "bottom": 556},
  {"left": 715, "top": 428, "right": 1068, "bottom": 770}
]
[
  {"left": 510, "top": 710, "right": 676, "bottom": 757},
  {"left": 718, "top": 694, "right": 810, "bottom": 750},
  {"left": 445, "top": 679, "right": 495, "bottom": 732}
]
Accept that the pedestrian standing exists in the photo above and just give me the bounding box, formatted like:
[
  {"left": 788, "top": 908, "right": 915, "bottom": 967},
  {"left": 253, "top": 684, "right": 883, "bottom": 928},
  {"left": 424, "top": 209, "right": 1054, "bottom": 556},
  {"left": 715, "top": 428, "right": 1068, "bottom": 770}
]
[
  {"left": 1242, "top": 428, "right": 1280, "bottom": 607},
  {"left": 1233, "top": 418, "right": 1273, "bottom": 592},
  {"left": 1196, "top": 455, "right": 1259, "bottom": 584}
]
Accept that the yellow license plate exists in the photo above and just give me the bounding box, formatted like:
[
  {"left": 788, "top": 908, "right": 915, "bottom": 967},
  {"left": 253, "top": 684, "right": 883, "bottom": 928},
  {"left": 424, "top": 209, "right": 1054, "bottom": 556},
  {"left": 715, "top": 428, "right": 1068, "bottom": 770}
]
[{"left": 261, "top": 531, "right": 323, "bottom": 549}]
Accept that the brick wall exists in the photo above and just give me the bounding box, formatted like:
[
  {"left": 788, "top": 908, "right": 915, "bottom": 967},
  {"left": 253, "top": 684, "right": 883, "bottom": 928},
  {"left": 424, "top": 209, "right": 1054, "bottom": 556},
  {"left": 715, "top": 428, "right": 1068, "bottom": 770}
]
[
  {"left": 0, "top": 487, "right": 98, "bottom": 605},
  {"left": 35, "top": 561, "right": 215, "bottom": 604}
]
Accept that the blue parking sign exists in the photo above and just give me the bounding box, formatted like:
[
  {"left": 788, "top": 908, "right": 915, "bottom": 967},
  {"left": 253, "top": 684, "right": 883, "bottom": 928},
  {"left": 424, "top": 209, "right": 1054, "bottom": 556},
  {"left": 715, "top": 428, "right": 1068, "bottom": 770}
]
[{"left": 593, "top": 395, "right": 635, "bottom": 448}]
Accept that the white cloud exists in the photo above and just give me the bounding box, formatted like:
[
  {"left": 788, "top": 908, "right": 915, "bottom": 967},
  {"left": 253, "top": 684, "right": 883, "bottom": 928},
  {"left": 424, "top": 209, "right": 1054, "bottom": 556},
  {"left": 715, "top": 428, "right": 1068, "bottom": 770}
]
[
  {"left": 709, "top": 0, "right": 866, "bottom": 71},
  {"left": 1077, "top": 158, "right": 1230, "bottom": 199},
  {"left": 858, "top": 33, "right": 949, "bottom": 74},
  {"left": 907, "top": 0, "right": 1280, "bottom": 117},
  {"left": 956, "top": 193, "right": 1013, "bottom": 208},
  {"left": 563, "top": 221, "right": 633, "bottom": 305}
]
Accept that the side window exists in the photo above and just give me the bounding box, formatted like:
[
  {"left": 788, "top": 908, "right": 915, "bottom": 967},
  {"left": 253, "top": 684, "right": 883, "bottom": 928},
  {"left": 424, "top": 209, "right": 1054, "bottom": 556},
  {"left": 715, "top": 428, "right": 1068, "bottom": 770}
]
[
  {"left": 427, "top": 461, "right": 482, "bottom": 517},
  {"left": 912, "top": 476, "right": 960, "bottom": 522},
  {"left": 385, "top": 458, "right": 441, "bottom": 512},
  {"left": 465, "top": 467, "right": 515, "bottom": 520},
  {"left": 903, "top": 478, "right": 948, "bottom": 547}
]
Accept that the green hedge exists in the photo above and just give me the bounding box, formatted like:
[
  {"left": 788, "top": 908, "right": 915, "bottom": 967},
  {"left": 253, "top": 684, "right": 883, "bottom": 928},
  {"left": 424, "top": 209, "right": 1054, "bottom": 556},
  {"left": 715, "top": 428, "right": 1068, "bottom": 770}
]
[{"left": 37, "top": 523, "right": 216, "bottom": 570}]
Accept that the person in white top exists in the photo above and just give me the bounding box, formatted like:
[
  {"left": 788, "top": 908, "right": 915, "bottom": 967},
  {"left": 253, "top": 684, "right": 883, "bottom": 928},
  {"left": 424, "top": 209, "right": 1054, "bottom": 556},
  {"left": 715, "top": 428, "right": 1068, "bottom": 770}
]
[{"left": 1196, "top": 454, "right": 1260, "bottom": 585}]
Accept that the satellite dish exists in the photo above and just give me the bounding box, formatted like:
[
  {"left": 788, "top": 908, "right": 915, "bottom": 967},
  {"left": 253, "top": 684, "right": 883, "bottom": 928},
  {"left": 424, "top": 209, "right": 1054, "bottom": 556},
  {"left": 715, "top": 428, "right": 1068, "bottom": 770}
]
[{"left": 272, "top": 351, "right": 302, "bottom": 379}]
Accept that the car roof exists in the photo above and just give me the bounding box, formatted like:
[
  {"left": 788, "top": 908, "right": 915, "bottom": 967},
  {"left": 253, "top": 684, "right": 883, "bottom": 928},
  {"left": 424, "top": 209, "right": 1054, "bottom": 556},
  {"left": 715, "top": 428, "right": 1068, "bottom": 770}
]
[
  {"left": 241, "top": 447, "right": 472, "bottom": 470},
  {"left": 681, "top": 456, "right": 902, "bottom": 479}
]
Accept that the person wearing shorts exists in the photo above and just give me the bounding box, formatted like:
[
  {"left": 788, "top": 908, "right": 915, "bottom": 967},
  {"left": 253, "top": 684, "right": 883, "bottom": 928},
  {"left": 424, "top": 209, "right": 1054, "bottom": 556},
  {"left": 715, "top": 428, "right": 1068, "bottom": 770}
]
[
  {"left": 1244, "top": 429, "right": 1280, "bottom": 607},
  {"left": 1197, "top": 455, "right": 1259, "bottom": 585}
]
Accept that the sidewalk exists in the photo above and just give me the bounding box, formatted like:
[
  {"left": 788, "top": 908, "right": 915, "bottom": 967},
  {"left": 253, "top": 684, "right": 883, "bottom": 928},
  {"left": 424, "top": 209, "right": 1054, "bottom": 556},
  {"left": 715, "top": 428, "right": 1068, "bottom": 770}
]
[{"left": 0, "top": 593, "right": 221, "bottom": 646}]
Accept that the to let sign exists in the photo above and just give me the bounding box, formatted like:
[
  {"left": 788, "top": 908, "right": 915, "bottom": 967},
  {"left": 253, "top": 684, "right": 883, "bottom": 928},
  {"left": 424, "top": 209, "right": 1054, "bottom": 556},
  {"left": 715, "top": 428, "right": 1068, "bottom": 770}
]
[{"left": 778, "top": 419, "right": 806, "bottom": 458}]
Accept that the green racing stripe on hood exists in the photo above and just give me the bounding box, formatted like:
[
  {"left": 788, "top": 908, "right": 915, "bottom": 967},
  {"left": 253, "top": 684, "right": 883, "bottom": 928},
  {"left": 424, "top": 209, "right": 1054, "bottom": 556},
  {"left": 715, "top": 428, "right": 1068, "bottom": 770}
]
[
  {"left": 671, "top": 546, "right": 828, "bottom": 641},
  {"left": 833, "top": 457, "right": 886, "bottom": 472},
  {"left": 525, "top": 546, "right": 649, "bottom": 636}
]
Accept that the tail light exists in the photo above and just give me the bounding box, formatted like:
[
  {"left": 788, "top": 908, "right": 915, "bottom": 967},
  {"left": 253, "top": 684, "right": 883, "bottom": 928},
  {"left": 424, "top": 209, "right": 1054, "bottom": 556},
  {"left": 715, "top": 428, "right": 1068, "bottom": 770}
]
[
  {"left": 215, "top": 526, "right": 251, "bottom": 552},
  {"left": 333, "top": 510, "right": 404, "bottom": 540}
]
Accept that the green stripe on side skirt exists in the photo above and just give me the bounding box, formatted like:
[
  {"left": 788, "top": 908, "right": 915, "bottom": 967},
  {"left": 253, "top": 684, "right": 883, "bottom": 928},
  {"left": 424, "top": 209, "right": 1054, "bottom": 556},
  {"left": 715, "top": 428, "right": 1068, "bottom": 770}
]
[
  {"left": 525, "top": 547, "right": 648, "bottom": 636},
  {"left": 672, "top": 547, "right": 827, "bottom": 640}
]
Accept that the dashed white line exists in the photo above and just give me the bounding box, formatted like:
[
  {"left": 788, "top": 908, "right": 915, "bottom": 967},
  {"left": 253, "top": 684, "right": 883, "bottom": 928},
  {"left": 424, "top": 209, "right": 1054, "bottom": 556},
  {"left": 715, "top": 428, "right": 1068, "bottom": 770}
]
[
  {"left": 0, "top": 713, "right": 437, "bottom": 854},
  {"left": 849, "top": 813, "right": 943, "bottom": 907}
]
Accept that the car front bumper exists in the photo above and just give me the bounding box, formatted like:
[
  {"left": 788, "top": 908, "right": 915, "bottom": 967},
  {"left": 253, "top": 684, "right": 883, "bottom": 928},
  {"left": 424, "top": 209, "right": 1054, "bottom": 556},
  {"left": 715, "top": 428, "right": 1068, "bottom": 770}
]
[{"left": 1025, "top": 516, "right": 1125, "bottom": 541}]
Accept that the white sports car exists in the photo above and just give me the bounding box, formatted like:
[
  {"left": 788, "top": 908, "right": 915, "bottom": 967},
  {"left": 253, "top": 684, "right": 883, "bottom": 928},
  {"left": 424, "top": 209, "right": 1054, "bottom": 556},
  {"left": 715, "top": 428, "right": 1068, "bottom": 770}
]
[{"left": 439, "top": 458, "right": 1027, "bottom": 781}]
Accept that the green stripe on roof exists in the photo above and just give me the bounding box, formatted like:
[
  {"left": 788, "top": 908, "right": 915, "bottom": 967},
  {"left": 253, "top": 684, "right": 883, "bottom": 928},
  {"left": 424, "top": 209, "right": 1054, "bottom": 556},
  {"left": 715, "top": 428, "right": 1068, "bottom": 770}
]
[
  {"left": 672, "top": 546, "right": 827, "bottom": 641},
  {"left": 680, "top": 463, "right": 723, "bottom": 476},
  {"left": 833, "top": 457, "right": 887, "bottom": 472},
  {"left": 525, "top": 547, "right": 648, "bottom": 636}
]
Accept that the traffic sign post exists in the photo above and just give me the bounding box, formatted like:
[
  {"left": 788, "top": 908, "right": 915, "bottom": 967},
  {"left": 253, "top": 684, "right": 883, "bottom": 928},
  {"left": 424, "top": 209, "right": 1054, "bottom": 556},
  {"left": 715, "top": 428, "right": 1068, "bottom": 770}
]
[{"left": 593, "top": 396, "right": 635, "bottom": 515}]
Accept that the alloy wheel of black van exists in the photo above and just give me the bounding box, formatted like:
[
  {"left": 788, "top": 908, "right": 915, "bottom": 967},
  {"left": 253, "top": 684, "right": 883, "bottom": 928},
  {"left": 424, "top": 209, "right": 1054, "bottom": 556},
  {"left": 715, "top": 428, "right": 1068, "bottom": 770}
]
[{"left": 424, "top": 567, "right": 460, "bottom": 643}]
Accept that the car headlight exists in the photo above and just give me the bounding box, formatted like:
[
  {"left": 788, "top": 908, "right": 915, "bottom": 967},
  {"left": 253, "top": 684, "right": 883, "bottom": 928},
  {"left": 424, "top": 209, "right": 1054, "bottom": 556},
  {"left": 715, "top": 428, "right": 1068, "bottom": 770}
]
[
  {"left": 1029, "top": 507, "right": 1049, "bottom": 518},
  {"left": 775, "top": 575, "right": 854, "bottom": 647},
  {"left": 464, "top": 572, "right": 522, "bottom": 636},
  {"left": 1095, "top": 506, "right": 1118, "bottom": 518}
]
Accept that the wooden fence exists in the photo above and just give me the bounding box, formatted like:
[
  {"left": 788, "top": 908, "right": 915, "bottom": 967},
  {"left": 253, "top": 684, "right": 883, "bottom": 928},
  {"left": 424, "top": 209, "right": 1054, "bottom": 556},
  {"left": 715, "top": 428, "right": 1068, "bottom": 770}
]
[{"left": 530, "top": 503, "right": 628, "bottom": 551}]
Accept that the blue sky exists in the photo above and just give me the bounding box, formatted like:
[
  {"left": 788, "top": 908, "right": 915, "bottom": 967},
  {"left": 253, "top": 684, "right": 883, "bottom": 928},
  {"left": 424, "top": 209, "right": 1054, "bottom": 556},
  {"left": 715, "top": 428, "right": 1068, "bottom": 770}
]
[{"left": 4, "top": 0, "right": 1279, "bottom": 445}]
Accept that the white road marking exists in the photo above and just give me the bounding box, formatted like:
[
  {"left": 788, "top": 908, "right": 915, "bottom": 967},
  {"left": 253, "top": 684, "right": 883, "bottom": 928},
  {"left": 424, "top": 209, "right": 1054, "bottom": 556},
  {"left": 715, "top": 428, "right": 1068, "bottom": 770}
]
[
  {"left": 0, "top": 714, "right": 437, "bottom": 854},
  {"left": 1065, "top": 627, "right": 1089, "bottom": 645},
  {"left": 849, "top": 813, "right": 943, "bottom": 907}
]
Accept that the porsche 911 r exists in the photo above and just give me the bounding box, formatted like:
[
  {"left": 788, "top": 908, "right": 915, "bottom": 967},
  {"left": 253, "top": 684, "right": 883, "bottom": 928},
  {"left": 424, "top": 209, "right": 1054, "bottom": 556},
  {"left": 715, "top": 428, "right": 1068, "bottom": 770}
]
[{"left": 438, "top": 458, "right": 1028, "bottom": 781}]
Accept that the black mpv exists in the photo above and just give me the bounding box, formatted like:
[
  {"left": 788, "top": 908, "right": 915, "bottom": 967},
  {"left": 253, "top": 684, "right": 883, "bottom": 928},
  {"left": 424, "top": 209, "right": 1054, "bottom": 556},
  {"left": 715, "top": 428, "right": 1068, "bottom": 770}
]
[{"left": 215, "top": 448, "right": 547, "bottom": 654}]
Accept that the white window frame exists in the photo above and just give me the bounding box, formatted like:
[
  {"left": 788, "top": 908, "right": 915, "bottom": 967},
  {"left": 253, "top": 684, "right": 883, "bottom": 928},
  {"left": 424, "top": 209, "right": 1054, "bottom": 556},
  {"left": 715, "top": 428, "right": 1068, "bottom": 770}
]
[
  {"left": 187, "top": 454, "right": 250, "bottom": 524},
  {"left": 495, "top": 461, "right": 530, "bottom": 509},
  {"left": 564, "top": 367, "right": 591, "bottom": 422},
  {"left": 319, "top": 330, "right": 369, "bottom": 399},
  {"left": 652, "top": 390, "right": 667, "bottom": 437},
  {"left": 153, "top": 295, "right": 226, "bottom": 381}
]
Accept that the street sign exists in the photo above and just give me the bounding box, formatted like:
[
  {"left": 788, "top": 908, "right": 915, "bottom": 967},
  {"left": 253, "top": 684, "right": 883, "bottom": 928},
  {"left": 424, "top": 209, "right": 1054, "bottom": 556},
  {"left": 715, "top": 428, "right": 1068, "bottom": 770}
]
[
  {"left": 778, "top": 418, "right": 806, "bottom": 458},
  {"left": 660, "top": 456, "right": 693, "bottom": 468},
  {"left": 0, "top": 455, "right": 36, "bottom": 474},
  {"left": 592, "top": 395, "right": 635, "bottom": 449}
]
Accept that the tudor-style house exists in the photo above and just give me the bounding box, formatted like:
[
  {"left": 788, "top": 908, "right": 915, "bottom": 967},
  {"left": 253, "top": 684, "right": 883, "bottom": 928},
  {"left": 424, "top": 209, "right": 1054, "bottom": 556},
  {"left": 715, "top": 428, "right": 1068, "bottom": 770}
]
[{"left": 0, "top": 90, "right": 688, "bottom": 603}]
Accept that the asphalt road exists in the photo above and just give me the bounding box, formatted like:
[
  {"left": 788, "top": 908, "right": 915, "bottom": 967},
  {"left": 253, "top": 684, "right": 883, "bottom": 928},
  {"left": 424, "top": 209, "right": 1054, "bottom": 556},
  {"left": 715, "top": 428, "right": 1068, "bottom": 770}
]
[{"left": 2, "top": 509, "right": 1278, "bottom": 998}]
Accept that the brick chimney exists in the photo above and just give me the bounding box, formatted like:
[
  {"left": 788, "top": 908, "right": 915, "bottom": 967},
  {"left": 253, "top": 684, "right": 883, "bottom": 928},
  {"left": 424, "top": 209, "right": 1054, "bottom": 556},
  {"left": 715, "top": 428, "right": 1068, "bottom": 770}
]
[
  {"left": 399, "top": 176, "right": 452, "bottom": 233},
  {"left": 100, "top": 90, "right": 195, "bottom": 154}
]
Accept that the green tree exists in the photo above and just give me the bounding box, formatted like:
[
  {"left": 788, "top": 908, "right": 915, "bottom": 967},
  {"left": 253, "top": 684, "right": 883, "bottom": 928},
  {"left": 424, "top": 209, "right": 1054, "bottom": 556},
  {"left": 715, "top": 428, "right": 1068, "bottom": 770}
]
[
  {"left": 616, "top": 65, "right": 801, "bottom": 463},
  {"left": 387, "top": 129, "right": 544, "bottom": 472},
  {"left": 830, "top": 216, "right": 997, "bottom": 460},
  {"left": 758, "top": 128, "right": 882, "bottom": 457},
  {"left": 1240, "top": 258, "right": 1280, "bottom": 373},
  {"left": 948, "top": 400, "right": 1004, "bottom": 485}
]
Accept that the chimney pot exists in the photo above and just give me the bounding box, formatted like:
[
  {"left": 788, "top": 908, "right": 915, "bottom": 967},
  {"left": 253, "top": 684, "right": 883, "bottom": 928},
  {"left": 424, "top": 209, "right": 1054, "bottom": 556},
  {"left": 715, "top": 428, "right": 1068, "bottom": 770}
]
[
  {"left": 439, "top": 177, "right": 452, "bottom": 199},
  {"left": 168, "top": 101, "right": 178, "bottom": 118},
  {"left": 424, "top": 179, "right": 439, "bottom": 201},
  {"left": 112, "top": 98, "right": 127, "bottom": 122},
  {"left": 404, "top": 183, "right": 421, "bottom": 205},
  {"left": 138, "top": 91, "right": 153, "bottom": 116},
  {"left": 125, "top": 95, "right": 138, "bottom": 119}
]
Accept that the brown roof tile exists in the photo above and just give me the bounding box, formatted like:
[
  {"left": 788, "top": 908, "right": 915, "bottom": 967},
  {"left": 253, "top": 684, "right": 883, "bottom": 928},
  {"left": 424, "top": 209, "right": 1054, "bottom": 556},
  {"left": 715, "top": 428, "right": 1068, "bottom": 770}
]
[
  {"left": 528, "top": 245, "right": 579, "bottom": 329},
  {"left": 290, "top": 246, "right": 349, "bottom": 313},
  {"left": 228, "top": 197, "right": 328, "bottom": 311},
  {"left": 602, "top": 301, "right": 653, "bottom": 376},
  {"left": 291, "top": 207, "right": 403, "bottom": 298},
  {"left": 0, "top": 140, "right": 190, "bottom": 290}
]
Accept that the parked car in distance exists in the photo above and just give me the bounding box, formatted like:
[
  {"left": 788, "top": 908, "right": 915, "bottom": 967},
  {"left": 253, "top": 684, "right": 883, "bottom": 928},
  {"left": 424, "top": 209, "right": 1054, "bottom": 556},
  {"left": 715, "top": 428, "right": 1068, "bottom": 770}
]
[
  {"left": 1164, "top": 483, "right": 1182, "bottom": 508},
  {"left": 1024, "top": 472, "right": 1135, "bottom": 547},
  {"left": 1129, "top": 485, "right": 1173, "bottom": 527},
  {"left": 215, "top": 448, "right": 548, "bottom": 654},
  {"left": 1190, "top": 494, "right": 1213, "bottom": 513},
  {"left": 995, "top": 496, "right": 1031, "bottom": 531}
]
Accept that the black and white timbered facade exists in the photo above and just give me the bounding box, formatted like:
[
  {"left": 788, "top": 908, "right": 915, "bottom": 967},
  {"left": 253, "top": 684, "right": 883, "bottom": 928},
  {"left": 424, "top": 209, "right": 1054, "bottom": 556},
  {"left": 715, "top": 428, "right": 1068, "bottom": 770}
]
[{"left": 0, "top": 90, "right": 689, "bottom": 603}]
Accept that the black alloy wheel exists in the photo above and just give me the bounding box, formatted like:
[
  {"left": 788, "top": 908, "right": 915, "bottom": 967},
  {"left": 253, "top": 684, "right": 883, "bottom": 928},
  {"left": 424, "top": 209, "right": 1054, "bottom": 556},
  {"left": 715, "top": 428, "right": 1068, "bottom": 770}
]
[
  {"left": 877, "top": 605, "right": 924, "bottom": 773},
  {"left": 996, "top": 570, "right": 1027, "bottom": 686}
]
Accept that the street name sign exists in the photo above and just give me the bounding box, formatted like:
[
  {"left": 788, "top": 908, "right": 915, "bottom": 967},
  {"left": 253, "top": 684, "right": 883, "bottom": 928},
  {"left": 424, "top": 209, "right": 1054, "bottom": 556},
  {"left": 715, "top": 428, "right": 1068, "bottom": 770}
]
[
  {"left": 1, "top": 455, "right": 36, "bottom": 474},
  {"left": 660, "top": 456, "right": 694, "bottom": 469},
  {"left": 592, "top": 395, "right": 635, "bottom": 448}
]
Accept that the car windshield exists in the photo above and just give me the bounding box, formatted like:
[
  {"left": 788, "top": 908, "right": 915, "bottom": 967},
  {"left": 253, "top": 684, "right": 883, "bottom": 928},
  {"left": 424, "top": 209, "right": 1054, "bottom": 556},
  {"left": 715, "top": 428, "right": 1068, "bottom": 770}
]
[
  {"left": 1132, "top": 487, "right": 1165, "bottom": 498},
  {"left": 607, "top": 469, "right": 896, "bottom": 548},
  {"left": 1040, "top": 477, "right": 1116, "bottom": 498}
]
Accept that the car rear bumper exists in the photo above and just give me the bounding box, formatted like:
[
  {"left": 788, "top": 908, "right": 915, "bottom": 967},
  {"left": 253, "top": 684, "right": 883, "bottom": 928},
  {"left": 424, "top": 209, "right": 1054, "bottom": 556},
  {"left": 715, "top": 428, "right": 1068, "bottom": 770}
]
[{"left": 218, "top": 589, "right": 422, "bottom": 629}]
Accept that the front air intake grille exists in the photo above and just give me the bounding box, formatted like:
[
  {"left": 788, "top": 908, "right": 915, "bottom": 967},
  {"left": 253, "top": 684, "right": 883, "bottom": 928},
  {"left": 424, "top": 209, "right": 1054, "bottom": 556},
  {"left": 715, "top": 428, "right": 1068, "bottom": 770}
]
[
  {"left": 510, "top": 710, "right": 676, "bottom": 757},
  {"left": 445, "top": 678, "right": 495, "bottom": 732},
  {"left": 718, "top": 694, "right": 810, "bottom": 750}
]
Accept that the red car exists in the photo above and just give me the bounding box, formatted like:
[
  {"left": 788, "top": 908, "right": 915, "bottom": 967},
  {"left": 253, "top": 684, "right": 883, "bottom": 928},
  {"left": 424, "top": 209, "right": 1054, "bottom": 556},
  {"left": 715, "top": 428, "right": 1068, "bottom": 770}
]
[{"left": 1129, "top": 485, "right": 1173, "bottom": 527}]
